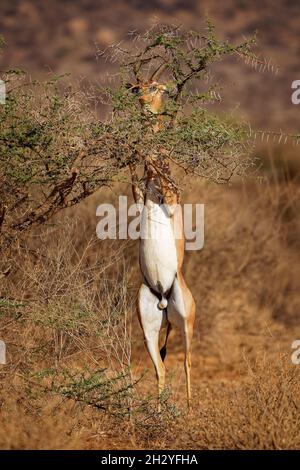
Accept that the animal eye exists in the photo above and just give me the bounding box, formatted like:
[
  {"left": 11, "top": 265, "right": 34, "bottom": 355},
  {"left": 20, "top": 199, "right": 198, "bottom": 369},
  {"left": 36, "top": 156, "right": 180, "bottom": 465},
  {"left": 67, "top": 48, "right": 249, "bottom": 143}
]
[
  {"left": 132, "top": 87, "right": 140, "bottom": 94},
  {"left": 149, "top": 85, "right": 157, "bottom": 93}
]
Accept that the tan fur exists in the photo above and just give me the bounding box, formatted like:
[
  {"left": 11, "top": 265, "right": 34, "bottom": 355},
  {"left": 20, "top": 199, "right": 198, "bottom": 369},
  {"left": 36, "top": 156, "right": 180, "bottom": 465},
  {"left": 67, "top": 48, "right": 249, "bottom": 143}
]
[{"left": 129, "top": 74, "right": 196, "bottom": 409}]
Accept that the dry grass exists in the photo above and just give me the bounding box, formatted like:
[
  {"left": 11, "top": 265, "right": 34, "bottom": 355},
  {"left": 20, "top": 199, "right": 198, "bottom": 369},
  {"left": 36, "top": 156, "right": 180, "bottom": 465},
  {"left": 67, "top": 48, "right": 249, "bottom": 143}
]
[
  {"left": 0, "top": 146, "right": 299, "bottom": 449},
  {"left": 189, "top": 356, "right": 300, "bottom": 450}
]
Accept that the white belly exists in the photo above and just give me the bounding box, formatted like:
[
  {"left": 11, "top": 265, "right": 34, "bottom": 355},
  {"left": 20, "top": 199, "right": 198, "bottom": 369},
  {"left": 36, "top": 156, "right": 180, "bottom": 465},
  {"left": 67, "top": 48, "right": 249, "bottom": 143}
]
[{"left": 140, "top": 201, "right": 177, "bottom": 294}]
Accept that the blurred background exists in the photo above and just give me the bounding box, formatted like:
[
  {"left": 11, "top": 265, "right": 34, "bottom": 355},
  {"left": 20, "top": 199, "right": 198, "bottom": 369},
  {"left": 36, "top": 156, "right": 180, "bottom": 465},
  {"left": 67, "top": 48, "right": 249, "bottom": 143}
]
[
  {"left": 1, "top": 0, "right": 299, "bottom": 130},
  {"left": 0, "top": 0, "right": 299, "bottom": 450}
]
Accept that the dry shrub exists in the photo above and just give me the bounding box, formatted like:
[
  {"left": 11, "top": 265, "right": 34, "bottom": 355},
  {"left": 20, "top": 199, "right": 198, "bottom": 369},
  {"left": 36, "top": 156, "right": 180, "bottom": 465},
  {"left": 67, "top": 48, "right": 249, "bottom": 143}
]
[
  {"left": 180, "top": 150, "right": 300, "bottom": 369},
  {"left": 1, "top": 147, "right": 300, "bottom": 449},
  {"left": 185, "top": 355, "right": 300, "bottom": 450},
  {"left": 1, "top": 217, "right": 132, "bottom": 367},
  {"left": 0, "top": 217, "right": 139, "bottom": 448}
]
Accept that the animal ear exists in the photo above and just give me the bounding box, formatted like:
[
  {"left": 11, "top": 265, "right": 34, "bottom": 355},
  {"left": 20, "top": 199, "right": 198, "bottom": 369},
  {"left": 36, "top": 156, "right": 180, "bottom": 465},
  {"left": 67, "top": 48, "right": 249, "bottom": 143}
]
[
  {"left": 149, "top": 84, "right": 157, "bottom": 93},
  {"left": 157, "top": 84, "right": 168, "bottom": 94}
]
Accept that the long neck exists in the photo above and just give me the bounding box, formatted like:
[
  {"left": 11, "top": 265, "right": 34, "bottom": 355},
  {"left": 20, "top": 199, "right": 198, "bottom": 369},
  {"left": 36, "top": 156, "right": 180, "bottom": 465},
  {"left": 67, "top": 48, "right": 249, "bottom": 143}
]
[
  {"left": 145, "top": 94, "right": 164, "bottom": 115},
  {"left": 140, "top": 93, "right": 165, "bottom": 132},
  {"left": 145, "top": 172, "right": 179, "bottom": 207}
]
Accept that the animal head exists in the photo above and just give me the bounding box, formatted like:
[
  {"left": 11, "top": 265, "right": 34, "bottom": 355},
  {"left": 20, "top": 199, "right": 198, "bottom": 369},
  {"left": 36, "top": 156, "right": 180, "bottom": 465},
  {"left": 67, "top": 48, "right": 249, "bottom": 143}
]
[
  {"left": 129, "top": 82, "right": 168, "bottom": 114},
  {"left": 126, "top": 63, "right": 170, "bottom": 115}
]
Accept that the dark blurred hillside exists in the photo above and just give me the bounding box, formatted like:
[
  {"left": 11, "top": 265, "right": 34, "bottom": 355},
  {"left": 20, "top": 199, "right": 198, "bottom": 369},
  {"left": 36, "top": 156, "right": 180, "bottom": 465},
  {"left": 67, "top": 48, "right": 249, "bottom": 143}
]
[{"left": 0, "top": 0, "right": 299, "bottom": 130}]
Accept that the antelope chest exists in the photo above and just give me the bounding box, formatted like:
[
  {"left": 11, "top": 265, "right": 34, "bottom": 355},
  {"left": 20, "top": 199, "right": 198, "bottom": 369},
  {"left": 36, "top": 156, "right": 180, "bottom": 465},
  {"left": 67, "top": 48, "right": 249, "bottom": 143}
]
[{"left": 139, "top": 199, "right": 178, "bottom": 294}]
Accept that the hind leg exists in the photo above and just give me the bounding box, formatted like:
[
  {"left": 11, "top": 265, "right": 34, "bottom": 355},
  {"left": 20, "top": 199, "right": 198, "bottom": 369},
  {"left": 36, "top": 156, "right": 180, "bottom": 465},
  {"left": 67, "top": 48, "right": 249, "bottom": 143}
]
[
  {"left": 138, "top": 280, "right": 168, "bottom": 406},
  {"left": 167, "top": 273, "right": 195, "bottom": 409},
  {"left": 183, "top": 317, "right": 194, "bottom": 408}
]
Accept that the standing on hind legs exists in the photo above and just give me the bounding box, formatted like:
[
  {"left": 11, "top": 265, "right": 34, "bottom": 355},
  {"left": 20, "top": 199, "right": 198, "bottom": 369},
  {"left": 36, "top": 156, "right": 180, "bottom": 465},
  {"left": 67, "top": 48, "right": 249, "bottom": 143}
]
[{"left": 128, "top": 64, "right": 196, "bottom": 409}]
